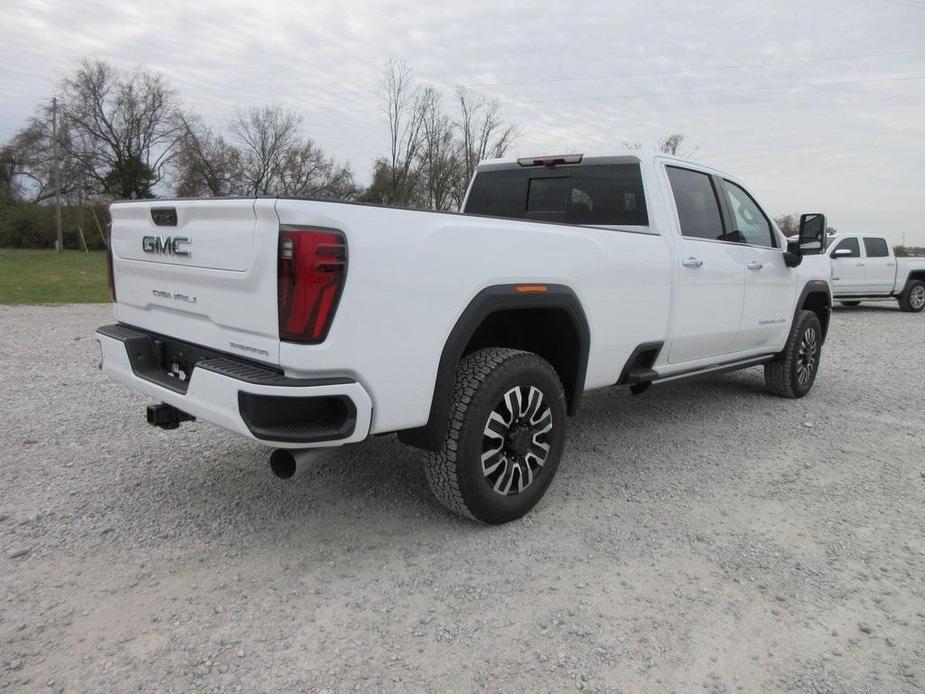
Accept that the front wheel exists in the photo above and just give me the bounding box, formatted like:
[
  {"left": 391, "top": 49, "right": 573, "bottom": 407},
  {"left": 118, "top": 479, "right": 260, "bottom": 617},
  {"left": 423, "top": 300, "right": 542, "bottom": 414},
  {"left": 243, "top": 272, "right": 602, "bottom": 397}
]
[
  {"left": 424, "top": 348, "right": 567, "bottom": 524},
  {"left": 898, "top": 280, "right": 925, "bottom": 313},
  {"left": 764, "top": 310, "right": 822, "bottom": 398}
]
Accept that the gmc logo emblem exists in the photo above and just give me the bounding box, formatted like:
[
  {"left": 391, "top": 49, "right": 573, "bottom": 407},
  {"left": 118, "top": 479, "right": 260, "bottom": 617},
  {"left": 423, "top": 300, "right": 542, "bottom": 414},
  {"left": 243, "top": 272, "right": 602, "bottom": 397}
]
[{"left": 142, "top": 235, "right": 190, "bottom": 257}]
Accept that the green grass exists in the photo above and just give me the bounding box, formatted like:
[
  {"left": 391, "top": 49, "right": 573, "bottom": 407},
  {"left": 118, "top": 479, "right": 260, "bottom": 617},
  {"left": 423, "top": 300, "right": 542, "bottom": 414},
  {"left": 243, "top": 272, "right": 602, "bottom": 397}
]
[{"left": 0, "top": 249, "right": 110, "bottom": 303}]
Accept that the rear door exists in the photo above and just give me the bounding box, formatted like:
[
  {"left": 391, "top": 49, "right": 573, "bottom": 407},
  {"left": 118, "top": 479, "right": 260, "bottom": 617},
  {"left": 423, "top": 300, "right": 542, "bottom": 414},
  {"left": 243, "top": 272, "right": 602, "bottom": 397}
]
[
  {"left": 663, "top": 165, "right": 745, "bottom": 363},
  {"left": 718, "top": 179, "right": 796, "bottom": 352},
  {"left": 828, "top": 237, "right": 865, "bottom": 294},
  {"left": 110, "top": 198, "right": 282, "bottom": 364},
  {"left": 861, "top": 237, "right": 895, "bottom": 294}
]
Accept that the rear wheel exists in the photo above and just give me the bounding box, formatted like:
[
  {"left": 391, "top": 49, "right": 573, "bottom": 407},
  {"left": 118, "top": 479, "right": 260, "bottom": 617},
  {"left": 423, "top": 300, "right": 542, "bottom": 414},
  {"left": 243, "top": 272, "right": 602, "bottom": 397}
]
[
  {"left": 424, "top": 348, "right": 567, "bottom": 524},
  {"left": 764, "top": 310, "right": 822, "bottom": 398},
  {"left": 898, "top": 280, "right": 925, "bottom": 313},
  {"left": 839, "top": 300, "right": 861, "bottom": 307}
]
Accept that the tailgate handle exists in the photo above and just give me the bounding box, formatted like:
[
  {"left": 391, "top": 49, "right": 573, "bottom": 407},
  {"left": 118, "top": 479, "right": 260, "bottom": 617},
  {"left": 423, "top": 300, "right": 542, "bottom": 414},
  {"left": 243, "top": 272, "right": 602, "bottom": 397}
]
[{"left": 151, "top": 207, "right": 178, "bottom": 226}]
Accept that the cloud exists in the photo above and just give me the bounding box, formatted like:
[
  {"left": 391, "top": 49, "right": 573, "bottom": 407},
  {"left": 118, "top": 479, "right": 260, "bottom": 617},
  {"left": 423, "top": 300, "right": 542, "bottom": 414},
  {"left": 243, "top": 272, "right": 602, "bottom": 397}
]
[{"left": 2, "top": 0, "right": 923, "bottom": 243}]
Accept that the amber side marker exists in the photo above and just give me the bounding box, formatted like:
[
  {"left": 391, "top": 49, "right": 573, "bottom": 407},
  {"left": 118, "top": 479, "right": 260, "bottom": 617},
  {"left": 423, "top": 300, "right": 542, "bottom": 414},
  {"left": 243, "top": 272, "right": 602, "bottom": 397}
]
[{"left": 514, "top": 285, "right": 548, "bottom": 294}]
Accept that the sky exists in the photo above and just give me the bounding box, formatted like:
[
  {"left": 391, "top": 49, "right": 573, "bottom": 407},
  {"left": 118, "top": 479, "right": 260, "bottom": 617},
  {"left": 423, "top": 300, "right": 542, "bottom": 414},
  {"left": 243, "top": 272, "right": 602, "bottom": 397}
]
[{"left": 1, "top": 0, "right": 923, "bottom": 245}]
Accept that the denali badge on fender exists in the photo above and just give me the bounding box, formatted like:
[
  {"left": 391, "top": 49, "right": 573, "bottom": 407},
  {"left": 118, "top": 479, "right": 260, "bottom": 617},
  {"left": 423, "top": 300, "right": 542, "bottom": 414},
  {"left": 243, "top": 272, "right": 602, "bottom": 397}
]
[{"left": 142, "top": 235, "right": 190, "bottom": 257}]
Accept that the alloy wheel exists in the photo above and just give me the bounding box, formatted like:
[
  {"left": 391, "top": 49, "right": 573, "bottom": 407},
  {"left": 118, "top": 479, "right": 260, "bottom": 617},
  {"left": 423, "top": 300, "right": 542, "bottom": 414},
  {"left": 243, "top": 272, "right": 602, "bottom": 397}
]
[
  {"left": 796, "top": 326, "right": 818, "bottom": 385},
  {"left": 910, "top": 285, "right": 925, "bottom": 310},
  {"left": 481, "top": 385, "right": 553, "bottom": 496}
]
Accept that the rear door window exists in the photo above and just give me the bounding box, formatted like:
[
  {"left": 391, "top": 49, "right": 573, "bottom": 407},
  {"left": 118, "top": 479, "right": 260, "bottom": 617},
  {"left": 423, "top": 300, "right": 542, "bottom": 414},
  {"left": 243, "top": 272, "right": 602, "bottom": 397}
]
[
  {"left": 666, "top": 166, "right": 725, "bottom": 241},
  {"left": 863, "top": 237, "right": 889, "bottom": 257},
  {"left": 464, "top": 164, "right": 648, "bottom": 226}
]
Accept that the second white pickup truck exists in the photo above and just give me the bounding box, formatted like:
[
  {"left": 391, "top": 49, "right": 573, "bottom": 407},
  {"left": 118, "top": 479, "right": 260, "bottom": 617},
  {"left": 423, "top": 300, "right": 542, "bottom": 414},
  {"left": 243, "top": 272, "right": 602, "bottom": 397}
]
[
  {"left": 827, "top": 234, "right": 925, "bottom": 312},
  {"left": 96, "top": 151, "right": 833, "bottom": 523}
]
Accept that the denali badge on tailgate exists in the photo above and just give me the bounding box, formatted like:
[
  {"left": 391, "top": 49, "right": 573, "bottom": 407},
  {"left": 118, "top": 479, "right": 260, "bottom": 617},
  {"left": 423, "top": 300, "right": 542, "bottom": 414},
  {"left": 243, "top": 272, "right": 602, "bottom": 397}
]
[{"left": 142, "top": 235, "right": 190, "bottom": 257}]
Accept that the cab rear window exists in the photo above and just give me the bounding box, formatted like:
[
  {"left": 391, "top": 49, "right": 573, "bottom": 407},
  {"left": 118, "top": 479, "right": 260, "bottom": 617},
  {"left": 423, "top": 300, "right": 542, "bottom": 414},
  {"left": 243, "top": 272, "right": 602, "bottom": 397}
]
[{"left": 464, "top": 164, "right": 648, "bottom": 226}]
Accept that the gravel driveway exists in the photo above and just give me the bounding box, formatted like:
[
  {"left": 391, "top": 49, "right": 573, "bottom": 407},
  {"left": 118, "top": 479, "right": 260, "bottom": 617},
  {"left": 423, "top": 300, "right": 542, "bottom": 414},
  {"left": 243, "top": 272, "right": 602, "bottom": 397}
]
[{"left": 1, "top": 303, "right": 923, "bottom": 693}]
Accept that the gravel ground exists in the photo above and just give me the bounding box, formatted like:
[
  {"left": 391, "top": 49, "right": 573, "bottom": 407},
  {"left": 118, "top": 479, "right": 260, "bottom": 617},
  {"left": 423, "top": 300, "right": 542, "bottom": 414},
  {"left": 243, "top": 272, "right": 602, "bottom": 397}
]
[{"left": 1, "top": 303, "right": 923, "bottom": 693}]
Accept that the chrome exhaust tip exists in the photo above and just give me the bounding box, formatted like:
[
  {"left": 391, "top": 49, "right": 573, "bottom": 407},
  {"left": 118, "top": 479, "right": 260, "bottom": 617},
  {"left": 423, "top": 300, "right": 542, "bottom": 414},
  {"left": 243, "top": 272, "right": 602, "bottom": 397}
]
[{"left": 268, "top": 448, "right": 331, "bottom": 479}]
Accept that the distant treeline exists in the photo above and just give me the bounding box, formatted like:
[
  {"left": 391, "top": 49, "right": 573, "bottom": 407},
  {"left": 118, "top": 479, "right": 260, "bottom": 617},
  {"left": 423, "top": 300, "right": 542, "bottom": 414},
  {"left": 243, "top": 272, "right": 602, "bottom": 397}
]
[{"left": 0, "top": 202, "right": 108, "bottom": 250}]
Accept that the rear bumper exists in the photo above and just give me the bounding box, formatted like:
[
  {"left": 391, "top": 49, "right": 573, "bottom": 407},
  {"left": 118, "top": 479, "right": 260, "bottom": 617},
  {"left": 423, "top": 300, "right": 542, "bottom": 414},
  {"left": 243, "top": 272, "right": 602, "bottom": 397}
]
[{"left": 95, "top": 324, "right": 372, "bottom": 449}]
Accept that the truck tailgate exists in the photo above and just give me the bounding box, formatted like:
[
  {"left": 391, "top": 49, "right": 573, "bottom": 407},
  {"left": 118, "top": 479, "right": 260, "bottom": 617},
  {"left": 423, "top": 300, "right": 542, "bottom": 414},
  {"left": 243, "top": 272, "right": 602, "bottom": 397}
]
[{"left": 109, "top": 198, "right": 282, "bottom": 364}]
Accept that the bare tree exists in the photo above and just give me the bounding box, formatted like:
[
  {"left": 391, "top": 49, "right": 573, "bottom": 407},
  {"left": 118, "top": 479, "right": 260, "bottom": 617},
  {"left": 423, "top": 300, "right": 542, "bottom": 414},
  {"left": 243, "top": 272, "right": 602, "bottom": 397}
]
[
  {"left": 622, "top": 134, "right": 697, "bottom": 158},
  {"left": 774, "top": 214, "right": 799, "bottom": 237},
  {"left": 226, "top": 105, "right": 356, "bottom": 198},
  {"left": 230, "top": 106, "right": 302, "bottom": 195},
  {"left": 2, "top": 120, "right": 54, "bottom": 202},
  {"left": 657, "top": 133, "right": 697, "bottom": 158},
  {"left": 0, "top": 144, "right": 17, "bottom": 202},
  {"left": 418, "top": 87, "right": 457, "bottom": 210},
  {"left": 275, "top": 141, "right": 357, "bottom": 199},
  {"left": 60, "top": 60, "right": 183, "bottom": 198},
  {"left": 453, "top": 87, "right": 518, "bottom": 206},
  {"left": 774, "top": 213, "right": 837, "bottom": 239},
  {"left": 1, "top": 108, "right": 83, "bottom": 203},
  {"left": 382, "top": 59, "right": 426, "bottom": 206},
  {"left": 174, "top": 105, "right": 356, "bottom": 199},
  {"left": 174, "top": 113, "right": 242, "bottom": 197}
]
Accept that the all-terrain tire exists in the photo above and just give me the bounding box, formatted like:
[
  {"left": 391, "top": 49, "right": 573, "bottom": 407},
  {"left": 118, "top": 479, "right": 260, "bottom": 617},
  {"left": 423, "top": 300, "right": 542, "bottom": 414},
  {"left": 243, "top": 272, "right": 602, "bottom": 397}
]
[
  {"left": 898, "top": 280, "right": 925, "bottom": 313},
  {"left": 424, "top": 348, "right": 567, "bottom": 524},
  {"left": 764, "top": 310, "right": 822, "bottom": 399}
]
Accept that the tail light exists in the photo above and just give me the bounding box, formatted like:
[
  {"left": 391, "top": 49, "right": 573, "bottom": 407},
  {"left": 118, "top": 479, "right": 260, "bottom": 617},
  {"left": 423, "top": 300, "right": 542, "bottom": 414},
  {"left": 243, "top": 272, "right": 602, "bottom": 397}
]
[
  {"left": 105, "top": 220, "right": 116, "bottom": 302},
  {"left": 277, "top": 226, "right": 347, "bottom": 343}
]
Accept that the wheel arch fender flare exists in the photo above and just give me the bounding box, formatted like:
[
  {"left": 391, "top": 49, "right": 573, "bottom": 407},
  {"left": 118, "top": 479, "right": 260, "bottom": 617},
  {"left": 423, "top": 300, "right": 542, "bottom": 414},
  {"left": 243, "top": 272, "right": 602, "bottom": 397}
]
[
  {"left": 902, "top": 270, "right": 925, "bottom": 289},
  {"left": 794, "top": 280, "right": 832, "bottom": 344},
  {"left": 398, "top": 283, "right": 590, "bottom": 451}
]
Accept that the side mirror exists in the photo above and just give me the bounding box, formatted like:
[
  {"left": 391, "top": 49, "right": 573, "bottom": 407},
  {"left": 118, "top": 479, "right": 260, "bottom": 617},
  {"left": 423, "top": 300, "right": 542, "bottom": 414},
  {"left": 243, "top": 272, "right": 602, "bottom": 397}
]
[
  {"left": 798, "top": 213, "right": 826, "bottom": 255},
  {"left": 831, "top": 247, "right": 852, "bottom": 258}
]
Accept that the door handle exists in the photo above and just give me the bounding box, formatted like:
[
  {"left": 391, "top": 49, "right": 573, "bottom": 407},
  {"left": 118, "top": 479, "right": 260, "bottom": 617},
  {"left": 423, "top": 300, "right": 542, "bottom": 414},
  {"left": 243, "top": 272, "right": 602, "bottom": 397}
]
[
  {"left": 747, "top": 261, "right": 763, "bottom": 271},
  {"left": 855, "top": 262, "right": 865, "bottom": 267},
  {"left": 681, "top": 257, "right": 703, "bottom": 268},
  {"left": 886, "top": 262, "right": 895, "bottom": 267}
]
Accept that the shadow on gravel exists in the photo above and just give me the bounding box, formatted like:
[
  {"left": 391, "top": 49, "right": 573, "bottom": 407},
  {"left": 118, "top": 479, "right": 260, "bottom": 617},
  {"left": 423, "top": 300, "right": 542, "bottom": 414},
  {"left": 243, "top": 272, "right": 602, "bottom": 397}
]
[
  {"left": 207, "top": 372, "right": 751, "bottom": 494},
  {"left": 64, "top": 363, "right": 811, "bottom": 564}
]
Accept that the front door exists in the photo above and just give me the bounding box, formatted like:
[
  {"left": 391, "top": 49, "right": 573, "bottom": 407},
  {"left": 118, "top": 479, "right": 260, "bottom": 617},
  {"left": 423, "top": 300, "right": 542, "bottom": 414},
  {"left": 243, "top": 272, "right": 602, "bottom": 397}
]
[
  {"left": 663, "top": 165, "right": 746, "bottom": 364},
  {"left": 718, "top": 179, "right": 796, "bottom": 352},
  {"left": 829, "top": 237, "right": 865, "bottom": 294}
]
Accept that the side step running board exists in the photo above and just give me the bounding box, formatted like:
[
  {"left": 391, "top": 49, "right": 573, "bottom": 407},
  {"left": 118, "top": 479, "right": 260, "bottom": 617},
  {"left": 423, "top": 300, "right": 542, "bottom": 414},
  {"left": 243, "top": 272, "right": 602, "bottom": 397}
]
[
  {"left": 653, "top": 355, "right": 774, "bottom": 385},
  {"left": 617, "top": 341, "right": 776, "bottom": 394}
]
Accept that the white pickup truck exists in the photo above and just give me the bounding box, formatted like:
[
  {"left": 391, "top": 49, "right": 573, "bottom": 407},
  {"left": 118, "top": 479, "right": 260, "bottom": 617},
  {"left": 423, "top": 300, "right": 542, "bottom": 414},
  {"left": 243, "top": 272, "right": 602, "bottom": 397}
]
[
  {"left": 96, "top": 151, "right": 833, "bottom": 523},
  {"left": 826, "top": 234, "right": 925, "bottom": 312}
]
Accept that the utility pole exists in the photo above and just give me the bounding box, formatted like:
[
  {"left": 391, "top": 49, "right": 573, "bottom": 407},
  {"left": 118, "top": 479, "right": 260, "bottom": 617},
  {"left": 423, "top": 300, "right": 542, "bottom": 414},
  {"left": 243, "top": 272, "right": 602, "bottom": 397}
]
[{"left": 51, "top": 97, "right": 63, "bottom": 252}]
